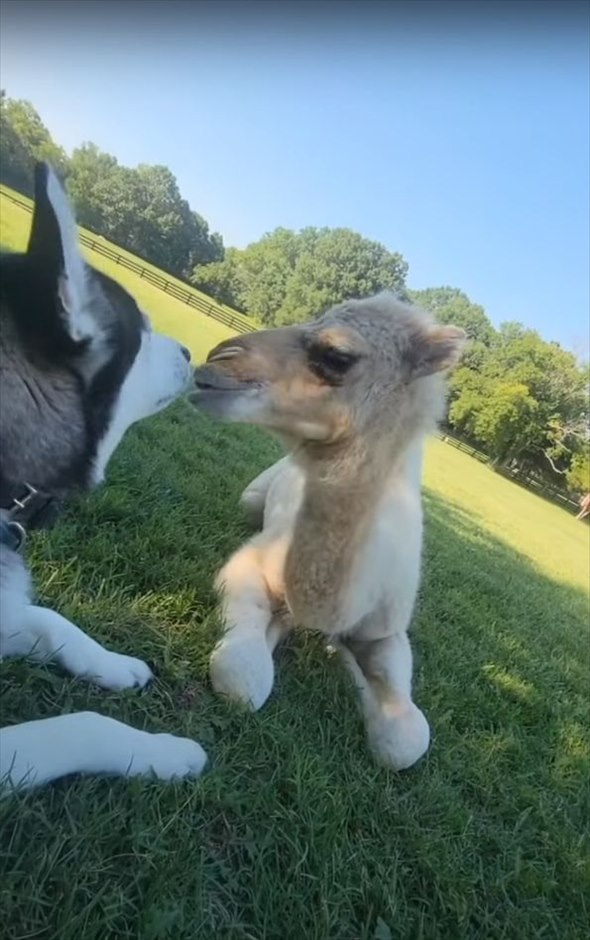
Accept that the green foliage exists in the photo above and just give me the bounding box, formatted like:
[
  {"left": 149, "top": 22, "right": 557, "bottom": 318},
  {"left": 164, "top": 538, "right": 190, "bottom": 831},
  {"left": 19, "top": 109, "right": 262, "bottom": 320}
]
[
  {"left": 0, "top": 93, "right": 223, "bottom": 278},
  {"left": 66, "top": 147, "right": 224, "bottom": 276},
  {"left": 449, "top": 320, "right": 588, "bottom": 475},
  {"left": 190, "top": 247, "right": 247, "bottom": 308},
  {"left": 410, "top": 286, "right": 496, "bottom": 346},
  {"left": 192, "top": 226, "right": 408, "bottom": 325},
  {"left": 0, "top": 91, "right": 67, "bottom": 194},
  {"left": 566, "top": 449, "right": 590, "bottom": 495},
  {"left": 452, "top": 381, "right": 540, "bottom": 462}
]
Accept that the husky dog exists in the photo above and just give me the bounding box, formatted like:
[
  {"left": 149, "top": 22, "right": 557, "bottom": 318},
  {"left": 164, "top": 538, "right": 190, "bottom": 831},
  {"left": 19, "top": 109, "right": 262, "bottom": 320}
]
[{"left": 0, "top": 164, "right": 206, "bottom": 791}]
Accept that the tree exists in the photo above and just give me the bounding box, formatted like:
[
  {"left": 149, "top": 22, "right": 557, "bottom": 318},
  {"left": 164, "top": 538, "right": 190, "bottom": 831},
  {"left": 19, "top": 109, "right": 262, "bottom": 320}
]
[
  {"left": 409, "top": 287, "right": 496, "bottom": 346},
  {"left": 0, "top": 91, "right": 30, "bottom": 193},
  {"left": 448, "top": 322, "right": 589, "bottom": 474},
  {"left": 0, "top": 93, "right": 224, "bottom": 279},
  {"left": 191, "top": 248, "right": 247, "bottom": 308},
  {"left": 451, "top": 380, "right": 540, "bottom": 463},
  {"left": 67, "top": 147, "right": 224, "bottom": 277},
  {"left": 192, "top": 226, "right": 408, "bottom": 325},
  {"left": 66, "top": 143, "right": 119, "bottom": 231},
  {"left": 0, "top": 91, "right": 67, "bottom": 193},
  {"left": 277, "top": 228, "right": 408, "bottom": 326},
  {"left": 566, "top": 450, "right": 590, "bottom": 495}
]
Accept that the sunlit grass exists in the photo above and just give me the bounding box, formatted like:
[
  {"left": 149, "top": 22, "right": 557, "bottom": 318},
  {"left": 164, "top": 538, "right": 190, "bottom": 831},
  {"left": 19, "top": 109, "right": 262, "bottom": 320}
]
[{"left": 1, "top": 403, "right": 588, "bottom": 939}]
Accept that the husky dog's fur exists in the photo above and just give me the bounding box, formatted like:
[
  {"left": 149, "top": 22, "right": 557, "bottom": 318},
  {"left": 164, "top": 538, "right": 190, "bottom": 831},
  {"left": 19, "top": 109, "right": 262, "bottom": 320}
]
[{"left": 0, "top": 164, "right": 206, "bottom": 791}]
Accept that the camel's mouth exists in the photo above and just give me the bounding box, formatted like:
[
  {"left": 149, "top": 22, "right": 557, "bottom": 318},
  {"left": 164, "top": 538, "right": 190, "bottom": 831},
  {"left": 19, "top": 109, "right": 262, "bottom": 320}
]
[
  {"left": 192, "top": 368, "right": 263, "bottom": 394},
  {"left": 189, "top": 364, "right": 264, "bottom": 415}
]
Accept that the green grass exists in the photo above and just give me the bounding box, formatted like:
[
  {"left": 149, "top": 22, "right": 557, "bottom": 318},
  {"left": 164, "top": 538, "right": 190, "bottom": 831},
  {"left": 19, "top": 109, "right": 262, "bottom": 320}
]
[
  {"left": 0, "top": 185, "right": 249, "bottom": 362},
  {"left": 0, "top": 408, "right": 588, "bottom": 940},
  {"left": 1, "top": 187, "right": 589, "bottom": 938}
]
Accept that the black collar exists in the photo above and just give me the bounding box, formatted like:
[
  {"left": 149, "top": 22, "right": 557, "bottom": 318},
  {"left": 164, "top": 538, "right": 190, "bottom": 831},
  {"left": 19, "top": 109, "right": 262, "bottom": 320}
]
[{"left": 0, "top": 484, "right": 57, "bottom": 552}]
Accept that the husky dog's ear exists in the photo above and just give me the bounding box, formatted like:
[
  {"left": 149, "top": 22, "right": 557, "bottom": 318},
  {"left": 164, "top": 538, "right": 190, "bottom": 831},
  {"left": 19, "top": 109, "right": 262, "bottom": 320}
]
[{"left": 27, "top": 162, "right": 97, "bottom": 343}]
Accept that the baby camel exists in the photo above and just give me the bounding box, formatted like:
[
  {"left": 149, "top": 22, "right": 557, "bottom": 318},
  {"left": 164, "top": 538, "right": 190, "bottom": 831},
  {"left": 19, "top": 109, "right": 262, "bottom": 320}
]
[{"left": 191, "top": 293, "right": 465, "bottom": 770}]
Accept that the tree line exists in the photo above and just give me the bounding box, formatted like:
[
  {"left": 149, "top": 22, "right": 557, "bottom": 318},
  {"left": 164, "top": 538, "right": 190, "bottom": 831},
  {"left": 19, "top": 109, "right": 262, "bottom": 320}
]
[
  {"left": 0, "top": 91, "right": 223, "bottom": 277},
  {"left": 1, "top": 92, "right": 588, "bottom": 497}
]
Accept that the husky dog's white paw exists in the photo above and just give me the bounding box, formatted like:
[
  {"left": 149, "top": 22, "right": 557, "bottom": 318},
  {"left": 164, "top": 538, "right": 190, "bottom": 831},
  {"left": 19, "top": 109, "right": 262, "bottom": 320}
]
[
  {"left": 77, "top": 649, "right": 154, "bottom": 691},
  {"left": 0, "top": 714, "right": 208, "bottom": 791},
  {"left": 130, "top": 733, "right": 208, "bottom": 780},
  {"left": 5, "top": 606, "right": 155, "bottom": 691},
  {"left": 210, "top": 632, "right": 274, "bottom": 711}
]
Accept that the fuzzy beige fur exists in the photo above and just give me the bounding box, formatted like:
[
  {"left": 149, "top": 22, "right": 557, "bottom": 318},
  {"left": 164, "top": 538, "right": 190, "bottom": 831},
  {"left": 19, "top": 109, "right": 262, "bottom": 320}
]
[{"left": 191, "top": 293, "right": 465, "bottom": 770}]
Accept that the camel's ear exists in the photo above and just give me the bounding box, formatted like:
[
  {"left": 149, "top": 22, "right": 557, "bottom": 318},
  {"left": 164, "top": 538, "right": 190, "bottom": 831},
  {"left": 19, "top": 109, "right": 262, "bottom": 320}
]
[{"left": 409, "top": 325, "right": 467, "bottom": 378}]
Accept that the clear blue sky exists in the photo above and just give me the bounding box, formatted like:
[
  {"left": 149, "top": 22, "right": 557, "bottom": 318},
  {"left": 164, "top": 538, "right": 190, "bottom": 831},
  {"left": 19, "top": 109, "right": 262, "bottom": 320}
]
[{"left": 1, "top": 0, "right": 589, "bottom": 354}]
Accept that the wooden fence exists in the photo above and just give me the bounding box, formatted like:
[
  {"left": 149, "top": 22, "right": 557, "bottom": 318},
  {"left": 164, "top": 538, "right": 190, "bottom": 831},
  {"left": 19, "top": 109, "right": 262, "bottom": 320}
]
[
  {"left": 438, "top": 432, "right": 580, "bottom": 514},
  {"left": 1, "top": 187, "right": 257, "bottom": 335}
]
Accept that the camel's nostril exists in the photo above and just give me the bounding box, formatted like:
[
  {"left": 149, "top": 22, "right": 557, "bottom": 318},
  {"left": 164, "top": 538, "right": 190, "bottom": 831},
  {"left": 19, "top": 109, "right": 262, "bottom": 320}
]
[
  {"left": 207, "top": 345, "right": 244, "bottom": 363},
  {"left": 181, "top": 345, "right": 191, "bottom": 362}
]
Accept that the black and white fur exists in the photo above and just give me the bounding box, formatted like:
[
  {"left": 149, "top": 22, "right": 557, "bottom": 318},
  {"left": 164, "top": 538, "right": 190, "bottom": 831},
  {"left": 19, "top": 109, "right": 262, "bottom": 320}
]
[{"left": 0, "top": 164, "right": 206, "bottom": 791}]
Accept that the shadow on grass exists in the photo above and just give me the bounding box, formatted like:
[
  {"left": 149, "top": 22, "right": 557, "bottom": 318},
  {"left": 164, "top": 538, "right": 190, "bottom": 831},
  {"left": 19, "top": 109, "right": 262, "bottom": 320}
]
[
  {"left": 419, "top": 490, "right": 588, "bottom": 771},
  {"left": 1, "top": 413, "right": 588, "bottom": 940}
]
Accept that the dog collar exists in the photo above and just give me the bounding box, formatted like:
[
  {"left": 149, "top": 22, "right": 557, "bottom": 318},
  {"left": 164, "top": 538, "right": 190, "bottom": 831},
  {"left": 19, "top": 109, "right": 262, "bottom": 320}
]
[
  {"left": 0, "top": 518, "right": 26, "bottom": 552},
  {"left": 0, "top": 483, "right": 58, "bottom": 544}
]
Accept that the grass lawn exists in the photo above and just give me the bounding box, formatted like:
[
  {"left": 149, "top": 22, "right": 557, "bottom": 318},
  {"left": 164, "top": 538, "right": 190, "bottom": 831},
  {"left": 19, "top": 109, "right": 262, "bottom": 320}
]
[
  {"left": 1, "top": 188, "right": 589, "bottom": 939},
  {"left": 0, "top": 185, "right": 246, "bottom": 362},
  {"left": 0, "top": 406, "right": 588, "bottom": 940}
]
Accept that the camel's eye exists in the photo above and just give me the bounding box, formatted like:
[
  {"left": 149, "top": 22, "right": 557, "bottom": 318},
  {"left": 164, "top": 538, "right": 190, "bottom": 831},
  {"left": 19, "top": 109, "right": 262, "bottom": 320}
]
[{"left": 307, "top": 342, "right": 360, "bottom": 384}]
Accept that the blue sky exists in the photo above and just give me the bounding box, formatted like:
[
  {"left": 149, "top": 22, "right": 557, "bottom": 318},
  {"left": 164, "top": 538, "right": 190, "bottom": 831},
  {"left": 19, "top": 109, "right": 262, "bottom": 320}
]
[{"left": 1, "top": 0, "right": 588, "bottom": 354}]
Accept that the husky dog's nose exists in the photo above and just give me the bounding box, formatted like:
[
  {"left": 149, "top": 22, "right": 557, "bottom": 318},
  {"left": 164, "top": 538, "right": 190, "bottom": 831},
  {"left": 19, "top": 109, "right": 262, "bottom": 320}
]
[{"left": 181, "top": 345, "right": 191, "bottom": 362}]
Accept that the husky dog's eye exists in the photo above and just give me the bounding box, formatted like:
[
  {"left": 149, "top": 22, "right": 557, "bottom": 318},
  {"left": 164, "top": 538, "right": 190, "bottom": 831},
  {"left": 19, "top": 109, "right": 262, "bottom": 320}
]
[{"left": 307, "top": 343, "right": 359, "bottom": 384}]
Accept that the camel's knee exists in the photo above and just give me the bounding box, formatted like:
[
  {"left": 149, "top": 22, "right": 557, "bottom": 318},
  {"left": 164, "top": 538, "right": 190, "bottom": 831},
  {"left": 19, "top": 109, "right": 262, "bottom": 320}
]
[
  {"left": 239, "top": 488, "right": 266, "bottom": 528},
  {"left": 211, "top": 631, "right": 274, "bottom": 710},
  {"left": 215, "top": 543, "right": 263, "bottom": 594}
]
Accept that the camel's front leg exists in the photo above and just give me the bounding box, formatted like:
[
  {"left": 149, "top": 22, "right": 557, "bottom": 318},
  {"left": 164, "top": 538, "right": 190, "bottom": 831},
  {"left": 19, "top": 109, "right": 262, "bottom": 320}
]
[
  {"left": 339, "top": 632, "right": 430, "bottom": 771},
  {"left": 211, "top": 541, "right": 288, "bottom": 710}
]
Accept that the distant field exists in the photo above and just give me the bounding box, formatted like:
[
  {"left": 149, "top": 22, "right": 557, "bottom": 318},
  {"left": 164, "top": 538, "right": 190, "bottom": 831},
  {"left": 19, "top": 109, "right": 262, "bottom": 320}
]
[
  {"left": 424, "top": 439, "right": 588, "bottom": 592},
  {"left": 0, "top": 185, "right": 248, "bottom": 362}
]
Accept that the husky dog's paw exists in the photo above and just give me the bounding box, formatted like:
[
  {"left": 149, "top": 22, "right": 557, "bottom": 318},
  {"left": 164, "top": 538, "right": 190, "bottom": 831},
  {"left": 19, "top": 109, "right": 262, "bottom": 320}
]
[
  {"left": 83, "top": 650, "right": 154, "bottom": 691},
  {"left": 130, "top": 733, "right": 208, "bottom": 780}
]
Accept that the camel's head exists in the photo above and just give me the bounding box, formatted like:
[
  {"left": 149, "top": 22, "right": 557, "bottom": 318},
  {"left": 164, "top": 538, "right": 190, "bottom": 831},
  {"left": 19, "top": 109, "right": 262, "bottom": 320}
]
[{"left": 190, "top": 293, "right": 466, "bottom": 445}]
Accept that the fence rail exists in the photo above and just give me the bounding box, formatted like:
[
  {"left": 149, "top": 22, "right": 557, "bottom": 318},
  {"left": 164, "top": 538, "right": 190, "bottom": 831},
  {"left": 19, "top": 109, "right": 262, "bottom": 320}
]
[
  {"left": 438, "top": 432, "right": 580, "bottom": 513},
  {"left": 1, "top": 187, "right": 257, "bottom": 335}
]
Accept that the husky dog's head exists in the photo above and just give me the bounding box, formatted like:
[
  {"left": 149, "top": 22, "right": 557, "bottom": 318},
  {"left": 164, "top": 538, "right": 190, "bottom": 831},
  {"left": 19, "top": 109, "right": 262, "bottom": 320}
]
[{"left": 0, "top": 163, "right": 192, "bottom": 504}]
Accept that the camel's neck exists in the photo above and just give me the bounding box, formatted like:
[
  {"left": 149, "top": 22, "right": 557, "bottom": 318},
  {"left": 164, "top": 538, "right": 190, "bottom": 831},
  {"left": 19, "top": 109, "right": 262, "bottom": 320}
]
[{"left": 284, "top": 433, "right": 422, "bottom": 632}]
